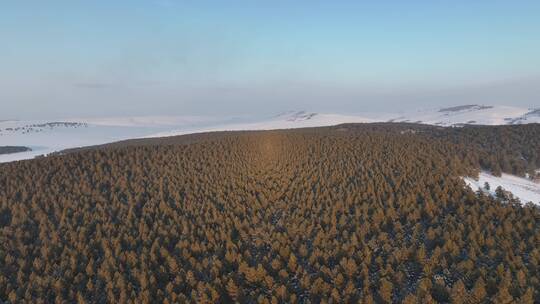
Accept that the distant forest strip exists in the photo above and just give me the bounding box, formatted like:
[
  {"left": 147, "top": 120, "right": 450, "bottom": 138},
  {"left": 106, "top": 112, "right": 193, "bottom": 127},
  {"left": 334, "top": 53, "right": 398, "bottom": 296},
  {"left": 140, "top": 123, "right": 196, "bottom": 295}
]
[
  {"left": 61, "top": 123, "right": 540, "bottom": 178},
  {"left": 0, "top": 123, "right": 539, "bottom": 303},
  {"left": 0, "top": 146, "right": 31, "bottom": 155}
]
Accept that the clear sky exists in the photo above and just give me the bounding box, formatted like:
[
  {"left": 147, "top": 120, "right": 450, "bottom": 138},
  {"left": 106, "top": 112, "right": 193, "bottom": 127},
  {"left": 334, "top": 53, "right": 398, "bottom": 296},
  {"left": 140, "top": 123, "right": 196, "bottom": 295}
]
[{"left": 1, "top": 1, "right": 539, "bottom": 119}]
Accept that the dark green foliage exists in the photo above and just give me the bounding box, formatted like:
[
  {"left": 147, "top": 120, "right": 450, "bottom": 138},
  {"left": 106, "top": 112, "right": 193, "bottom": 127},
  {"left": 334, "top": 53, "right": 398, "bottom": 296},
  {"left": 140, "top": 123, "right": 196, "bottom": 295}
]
[{"left": 0, "top": 146, "right": 31, "bottom": 155}]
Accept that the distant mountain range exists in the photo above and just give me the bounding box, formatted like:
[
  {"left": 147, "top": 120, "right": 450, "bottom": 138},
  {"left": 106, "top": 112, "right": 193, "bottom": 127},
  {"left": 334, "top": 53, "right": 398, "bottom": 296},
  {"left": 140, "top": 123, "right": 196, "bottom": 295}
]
[{"left": 1, "top": 104, "right": 539, "bottom": 163}]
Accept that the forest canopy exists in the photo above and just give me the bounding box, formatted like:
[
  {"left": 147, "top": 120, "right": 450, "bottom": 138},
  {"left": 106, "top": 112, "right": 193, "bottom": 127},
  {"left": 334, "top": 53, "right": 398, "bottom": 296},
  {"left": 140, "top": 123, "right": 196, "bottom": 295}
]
[{"left": 0, "top": 123, "right": 539, "bottom": 303}]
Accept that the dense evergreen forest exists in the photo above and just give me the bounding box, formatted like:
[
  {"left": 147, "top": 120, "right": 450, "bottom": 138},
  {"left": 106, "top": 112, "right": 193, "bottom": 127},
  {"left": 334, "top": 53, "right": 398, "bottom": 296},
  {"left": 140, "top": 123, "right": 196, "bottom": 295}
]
[
  {"left": 0, "top": 146, "right": 31, "bottom": 155},
  {"left": 0, "top": 123, "right": 539, "bottom": 303}
]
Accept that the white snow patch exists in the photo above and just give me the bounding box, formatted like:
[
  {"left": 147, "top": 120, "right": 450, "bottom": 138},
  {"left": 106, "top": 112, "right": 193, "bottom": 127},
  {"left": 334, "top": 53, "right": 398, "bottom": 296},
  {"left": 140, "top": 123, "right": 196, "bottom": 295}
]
[
  {"left": 64, "top": 115, "right": 217, "bottom": 127},
  {"left": 463, "top": 172, "right": 540, "bottom": 206}
]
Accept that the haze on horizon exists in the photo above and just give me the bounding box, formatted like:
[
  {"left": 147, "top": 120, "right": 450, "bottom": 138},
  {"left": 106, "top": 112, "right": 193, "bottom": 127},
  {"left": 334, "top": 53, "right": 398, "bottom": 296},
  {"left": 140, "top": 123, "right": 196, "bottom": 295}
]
[{"left": 1, "top": 1, "right": 539, "bottom": 120}]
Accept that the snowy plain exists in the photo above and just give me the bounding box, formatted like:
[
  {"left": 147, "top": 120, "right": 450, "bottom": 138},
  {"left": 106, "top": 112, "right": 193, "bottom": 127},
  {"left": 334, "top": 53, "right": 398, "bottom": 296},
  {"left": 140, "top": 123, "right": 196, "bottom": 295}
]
[{"left": 463, "top": 172, "right": 540, "bottom": 206}]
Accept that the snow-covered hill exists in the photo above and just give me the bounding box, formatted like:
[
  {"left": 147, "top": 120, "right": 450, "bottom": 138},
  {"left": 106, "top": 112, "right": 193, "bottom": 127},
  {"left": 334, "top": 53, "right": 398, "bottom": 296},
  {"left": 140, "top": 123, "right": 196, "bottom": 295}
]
[
  {"left": 1, "top": 104, "right": 539, "bottom": 164},
  {"left": 390, "top": 105, "right": 540, "bottom": 126}
]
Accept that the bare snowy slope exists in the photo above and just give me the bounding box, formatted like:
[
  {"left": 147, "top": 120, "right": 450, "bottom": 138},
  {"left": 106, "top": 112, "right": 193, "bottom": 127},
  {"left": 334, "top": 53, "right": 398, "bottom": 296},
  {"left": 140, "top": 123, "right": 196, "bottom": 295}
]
[
  {"left": 464, "top": 172, "right": 540, "bottom": 206},
  {"left": 390, "top": 105, "right": 540, "bottom": 126},
  {"left": 1, "top": 105, "right": 538, "bottom": 163}
]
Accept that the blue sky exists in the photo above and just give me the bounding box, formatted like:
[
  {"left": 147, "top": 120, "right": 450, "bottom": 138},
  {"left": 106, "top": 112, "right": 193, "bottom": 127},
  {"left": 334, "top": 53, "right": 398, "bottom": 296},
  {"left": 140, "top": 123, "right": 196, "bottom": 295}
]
[{"left": 1, "top": 1, "right": 539, "bottom": 118}]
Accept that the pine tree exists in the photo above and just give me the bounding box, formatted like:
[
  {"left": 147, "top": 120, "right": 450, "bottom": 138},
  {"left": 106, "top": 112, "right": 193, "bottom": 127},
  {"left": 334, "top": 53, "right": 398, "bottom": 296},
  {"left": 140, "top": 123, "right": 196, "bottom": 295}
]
[
  {"left": 492, "top": 285, "right": 514, "bottom": 304},
  {"left": 379, "top": 278, "right": 393, "bottom": 303},
  {"left": 448, "top": 280, "right": 466, "bottom": 303},
  {"left": 469, "top": 277, "right": 487, "bottom": 304},
  {"left": 402, "top": 294, "right": 418, "bottom": 304},
  {"left": 518, "top": 287, "right": 534, "bottom": 304},
  {"left": 227, "top": 279, "right": 240, "bottom": 301}
]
